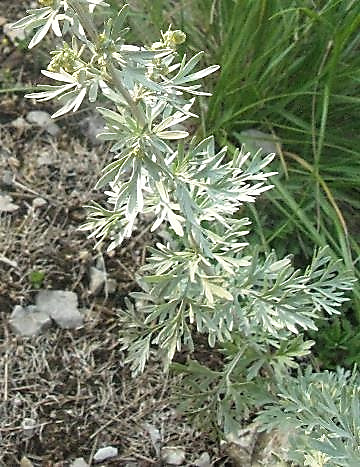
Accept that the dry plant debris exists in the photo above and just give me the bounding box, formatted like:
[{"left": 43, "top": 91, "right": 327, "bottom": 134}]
[{"left": 0, "top": 123, "right": 221, "bottom": 464}]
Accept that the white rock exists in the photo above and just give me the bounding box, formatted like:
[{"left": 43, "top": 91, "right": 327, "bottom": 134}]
[
  {"left": 194, "top": 452, "right": 211, "bottom": 467},
  {"left": 93, "top": 446, "right": 118, "bottom": 463},
  {"left": 9, "top": 305, "right": 52, "bottom": 336},
  {"left": 21, "top": 417, "right": 37, "bottom": 437},
  {"left": 89, "top": 266, "right": 106, "bottom": 295},
  {"left": 70, "top": 458, "right": 89, "bottom": 467},
  {"left": 2, "top": 170, "right": 14, "bottom": 186},
  {"left": 32, "top": 197, "right": 47, "bottom": 208},
  {"left": 36, "top": 290, "right": 83, "bottom": 329},
  {"left": 20, "top": 456, "right": 34, "bottom": 467},
  {"left": 0, "top": 194, "right": 19, "bottom": 213},
  {"left": 161, "top": 446, "right": 186, "bottom": 465},
  {"left": 11, "top": 116, "right": 30, "bottom": 131},
  {"left": 144, "top": 423, "right": 161, "bottom": 455},
  {"left": 240, "top": 129, "right": 280, "bottom": 155},
  {"left": 26, "top": 111, "right": 60, "bottom": 136}
]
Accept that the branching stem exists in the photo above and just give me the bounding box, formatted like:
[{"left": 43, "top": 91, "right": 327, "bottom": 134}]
[{"left": 69, "top": 0, "right": 145, "bottom": 126}]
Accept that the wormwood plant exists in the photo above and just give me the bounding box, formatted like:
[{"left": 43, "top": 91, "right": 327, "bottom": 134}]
[{"left": 13, "top": 1, "right": 358, "bottom": 464}]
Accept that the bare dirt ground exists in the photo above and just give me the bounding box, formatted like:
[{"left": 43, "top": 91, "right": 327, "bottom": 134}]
[{"left": 0, "top": 89, "right": 222, "bottom": 467}]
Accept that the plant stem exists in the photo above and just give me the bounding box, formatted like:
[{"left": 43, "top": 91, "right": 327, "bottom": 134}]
[
  {"left": 68, "top": 0, "right": 97, "bottom": 43},
  {"left": 69, "top": 0, "right": 145, "bottom": 126},
  {"left": 107, "top": 63, "right": 146, "bottom": 127}
]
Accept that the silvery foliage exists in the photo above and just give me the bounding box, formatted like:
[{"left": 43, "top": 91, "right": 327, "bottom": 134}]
[
  {"left": 257, "top": 368, "right": 360, "bottom": 466},
  {"left": 15, "top": 1, "right": 357, "bottom": 461}
]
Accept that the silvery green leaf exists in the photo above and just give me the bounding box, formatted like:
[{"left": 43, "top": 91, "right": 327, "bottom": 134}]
[
  {"left": 172, "top": 84, "right": 212, "bottom": 96},
  {"left": 95, "top": 154, "right": 132, "bottom": 189},
  {"left": 72, "top": 86, "right": 87, "bottom": 112},
  {"left": 99, "top": 81, "right": 127, "bottom": 105},
  {"left": 85, "top": 0, "right": 110, "bottom": 7},
  {"left": 209, "top": 284, "right": 233, "bottom": 301},
  {"left": 167, "top": 209, "right": 184, "bottom": 236},
  {"left": 157, "top": 130, "right": 189, "bottom": 140},
  {"left": 29, "top": 12, "right": 57, "bottom": 48},
  {"left": 11, "top": 14, "right": 40, "bottom": 30},
  {"left": 153, "top": 112, "right": 190, "bottom": 133},
  {"left": 41, "top": 69, "right": 75, "bottom": 83},
  {"left": 174, "top": 65, "right": 220, "bottom": 85},
  {"left": 172, "top": 52, "right": 204, "bottom": 81},
  {"left": 51, "top": 89, "right": 85, "bottom": 117},
  {"left": 97, "top": 107, "right": 126, "bottom": 126},
  {"left": 88, "top": 79, "right": 99, "bottom": 102},
  {"left": 25, "top": 83, "right": 76, "bottom": 101},
  {"left": 51, "top": 15, "right": 62, "bottom": 37}
]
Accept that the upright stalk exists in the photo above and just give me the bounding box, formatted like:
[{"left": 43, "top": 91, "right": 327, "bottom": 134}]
[{"left": 69, "top": 0, "right": 146, "bottom": 126}]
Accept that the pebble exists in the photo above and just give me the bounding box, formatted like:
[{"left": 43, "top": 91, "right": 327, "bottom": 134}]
[
  {"left": 0, "top": 194, "right": 19, "bottom": 213},
  {"left": 80, "top": 114, "right": 104, "bottom": 145},
  {"left": 26, "top": 110, "right": 60, "bottom": 136},
  {"left": 93, "top": 446, "right": 118, "bottom": 463},
  {"left": 20, "top": 457, "right": 34, "bottom": 467},
  {"left": 21, "top": 417, "right": 37, "bottom": 437},
  {"left": 161, "top": 446, "right": 186, "bottom": 465},
  {"left": 32, "top": 197, "right": 47, "bottom": 208},
  {"left": 1, "top": 170, "right": 14, "bottom": 187},
  {"left": 194, "top": 452, "right": 211, "bottom": 467},
  {"left": 70, "top": 458, "right": 89, "bottom": 467},
  {"left": 11, "top": 116, "right": 30, "bottom": 131},
  {"left": 36, "top": 290, "right": 83, "bottom": 329},
  {"left": 106, "top": 278, "right": 117, "bottom": 294},
  {"left": 9, "top": 305, "right": 52, "bottom": 336},
  {"left": 89, "top": 266, "right": 106, "bottom": 295}
]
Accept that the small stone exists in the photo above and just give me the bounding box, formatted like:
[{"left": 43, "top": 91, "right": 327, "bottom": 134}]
[
  {"left": 1, "top": 170, "right": 13, "bottom": 187},
  {"left": 0, "top": 194, "right": 19, "bottom": 213},
  {"left": 36, "top": 290, "right": 83, "bottom": 329},
  {"left": 11, "top": 116, "right": 30, "bottom": 131},
  {"left": 70, "top": 458, "right": 89, "bottom": 467},
  {"left": 26, "top": 110, "right": 60, "bottom": 136},
  {"left": 161, "top": 446, "right": 186, "bottom": 465},
  {"left": 20, "top": 457, "right": 34, "bottom": 467},
  {"left": 93, "top": 446, "right": 118, "bottom": 463},
  {"left": 89, "top": 266, "right": 106, "bottom": 295},
  {"left": 79, "top": 250, "right": 91, "bottom": 261},
  {"left": 194, "top": 452, "right": 211, "bottom": 467},
  {"left": 9, "top": 305, "right": 52, "bottom": 336},
  {"left": 32, "top": 197, "right": 47, "bottom": 208},
  {"left": 240, "top": 129, "right": 280, "bottom": 155},
  {"left": 144, "top": 423, "right": 161, "bottom": 455},
  {"left": 14, "top": 396, "right": 22, "bottom": 407},
  {"left": 21, "top": 418, "right": 37, "bottom": 437}
]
